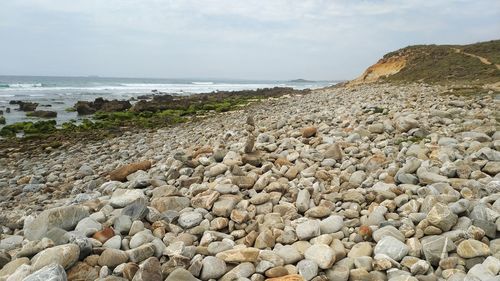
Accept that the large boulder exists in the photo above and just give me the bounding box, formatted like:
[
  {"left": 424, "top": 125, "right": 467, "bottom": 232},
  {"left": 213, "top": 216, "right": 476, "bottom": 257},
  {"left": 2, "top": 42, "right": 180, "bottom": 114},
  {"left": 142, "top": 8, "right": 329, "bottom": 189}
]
[
  {"left": 75, "top": 98, "right": 132, "bottom": 115},
  {"left": 18, "top": 101, "right": 39, "bottom": 111},
  {"left": 24, "top": 205, "right": 89, "bottom": 241}
]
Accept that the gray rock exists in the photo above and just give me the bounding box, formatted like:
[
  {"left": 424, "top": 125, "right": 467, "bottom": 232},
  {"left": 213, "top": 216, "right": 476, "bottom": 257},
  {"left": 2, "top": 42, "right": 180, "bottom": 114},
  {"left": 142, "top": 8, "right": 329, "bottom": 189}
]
[
  {"left": 22, "top": 264, "right": 67, "bottom": 281},
  {"left": 304, "top": 244, "right": 335, "bottom": 269},
  {"left": 122, "top": 201, "right": 149, "bottom": 220},
  {"left": 374, "top": 236, "right": 408, "bottom": 261},
  {"left": 75, "top": 217, "right": 102, "bottom": 236},
  {"left": 421, "top": 235, "right": 456, "bottom": 266},
  {"left": 109, "top": 189, "right": 147, "bottom": 208},
  {"left": 178, "top": 211, "right": 203, "bottom": 229},
  {"left": 296, "top": 189, "right": 311, "bottom": 213},
  {"left": 24, "top": 205, "right": 89, "bottom": 241},
  {"left": 129, "top": 230, "right": 154, "bottom": 249},
  {"left": 373, "top": 225, "right": 405, "bottom": 242},
  {"left": 296, "top": 219, "right": 321, "bottom": 240},
  {"left": 349, "top": 171, "right": 367, "bottom": 186},
  {"left": 274, "top": 245, "right": 302, "bottom": 264},
  {"left": 0, "top": 235, "right": 23, "bottom": 251},
  {"left": 114, "top": 215, "right": 133, "bottom": 234},
  {"left": 320, "top": 215, "right": 344, "bottom": 234},
  {"left": 103, "top": 235, "right": 122, "bottom": 249},
  {"left": 297, "top": 259, "right": 319, "bottom": 281},
  {"left": 200, "top": 256, "right": 226, "bottom": 280}
]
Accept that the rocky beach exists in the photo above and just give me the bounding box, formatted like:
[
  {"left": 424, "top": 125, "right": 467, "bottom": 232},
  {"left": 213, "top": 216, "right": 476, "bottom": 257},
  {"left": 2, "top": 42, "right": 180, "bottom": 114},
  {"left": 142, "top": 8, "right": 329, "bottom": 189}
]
[{"left": 0, "top": 82, "right": 499, "bottom": 281}]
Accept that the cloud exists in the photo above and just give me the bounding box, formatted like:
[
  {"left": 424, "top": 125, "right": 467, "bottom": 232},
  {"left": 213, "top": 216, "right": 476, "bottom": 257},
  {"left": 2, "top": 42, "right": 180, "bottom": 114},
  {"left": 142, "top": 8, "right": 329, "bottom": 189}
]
[{"left": 0, "top": 0, "right": 499, "bottom": 79}]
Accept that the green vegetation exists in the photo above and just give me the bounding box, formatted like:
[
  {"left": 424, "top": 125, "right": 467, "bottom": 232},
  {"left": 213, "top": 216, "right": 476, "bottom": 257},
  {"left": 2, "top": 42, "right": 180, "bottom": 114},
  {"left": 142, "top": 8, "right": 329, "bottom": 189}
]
[
  {"left": 381, "top": 40, "right": 500, "bottom": 85},
  {"left": 65, "top": 107, "right": 76, "bottom": 112},
  {"left": 0, "top": 120, "right": 57, "bottom": 137},
  {"left": 0, "top": 95, "right": 265, "bottom": 139}
]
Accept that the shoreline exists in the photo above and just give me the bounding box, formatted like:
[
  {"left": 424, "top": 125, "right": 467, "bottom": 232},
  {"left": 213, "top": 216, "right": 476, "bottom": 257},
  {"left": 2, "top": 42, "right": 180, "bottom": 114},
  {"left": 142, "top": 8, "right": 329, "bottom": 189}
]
[{"left": 0, "top": 82, "right": 499, "bottom": 280}]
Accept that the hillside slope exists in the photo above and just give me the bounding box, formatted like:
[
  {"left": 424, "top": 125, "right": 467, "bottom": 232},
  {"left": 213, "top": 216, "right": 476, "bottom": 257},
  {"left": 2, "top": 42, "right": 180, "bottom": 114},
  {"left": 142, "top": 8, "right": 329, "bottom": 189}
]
[{"left": 350, "top": 40, "right": 500, "bottom": 86}]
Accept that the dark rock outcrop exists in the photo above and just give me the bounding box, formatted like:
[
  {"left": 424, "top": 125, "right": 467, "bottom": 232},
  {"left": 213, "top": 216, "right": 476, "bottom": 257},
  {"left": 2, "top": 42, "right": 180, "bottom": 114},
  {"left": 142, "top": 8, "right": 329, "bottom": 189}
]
[
  {"left": 27, "top": 111, "right": 58, "bottom": 118},
  {"left": 9, "top": 101, "right": 39, "bottom": 111},
  {"left": 74, "top": 98, "right": 132, "bottom": 115}
]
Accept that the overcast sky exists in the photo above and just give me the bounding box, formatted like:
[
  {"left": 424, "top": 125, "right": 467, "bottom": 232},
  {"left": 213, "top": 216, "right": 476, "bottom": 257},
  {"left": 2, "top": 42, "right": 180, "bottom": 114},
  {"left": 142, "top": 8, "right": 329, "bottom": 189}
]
[{"left": 0, "top": 0, "right": 499, "bottom": 80}]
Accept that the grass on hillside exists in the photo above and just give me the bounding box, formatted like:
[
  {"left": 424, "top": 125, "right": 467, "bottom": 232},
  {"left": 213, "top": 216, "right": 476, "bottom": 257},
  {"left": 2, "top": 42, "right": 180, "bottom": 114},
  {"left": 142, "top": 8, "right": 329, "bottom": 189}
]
[{"left": 380, "top": 40, "right": 500, "bottom": 85}]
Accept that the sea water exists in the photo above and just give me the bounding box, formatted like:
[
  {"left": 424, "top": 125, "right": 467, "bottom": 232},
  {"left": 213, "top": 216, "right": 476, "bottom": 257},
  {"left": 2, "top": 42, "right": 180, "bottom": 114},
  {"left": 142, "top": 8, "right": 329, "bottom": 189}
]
[{"left": 0, "top": 76, "right": 337, "bottom": 126}]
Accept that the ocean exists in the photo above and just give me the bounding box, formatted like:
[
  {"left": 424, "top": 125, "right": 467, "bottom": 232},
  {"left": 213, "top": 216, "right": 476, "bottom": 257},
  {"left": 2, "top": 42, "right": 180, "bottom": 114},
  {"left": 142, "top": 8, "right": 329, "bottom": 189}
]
[{"left": 0, "top": 76, "right": 337, "bottom": 126}]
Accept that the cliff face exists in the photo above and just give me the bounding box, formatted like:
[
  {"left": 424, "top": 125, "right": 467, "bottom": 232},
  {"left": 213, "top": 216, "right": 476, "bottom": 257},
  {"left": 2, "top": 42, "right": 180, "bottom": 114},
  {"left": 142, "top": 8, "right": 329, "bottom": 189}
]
[
  {"left": 350, "top": 54, "right": 407, "bottom": 85},
  {"left": 349, "top": 40, "right": 500, "bottom": 86}
]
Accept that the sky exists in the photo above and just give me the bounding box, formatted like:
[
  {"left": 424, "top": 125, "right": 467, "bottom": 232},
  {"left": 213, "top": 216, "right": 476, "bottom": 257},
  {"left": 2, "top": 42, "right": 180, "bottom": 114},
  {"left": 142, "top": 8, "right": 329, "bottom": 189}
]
[{"left": 0, "top": 0, "right": 499, "bottom": 80}]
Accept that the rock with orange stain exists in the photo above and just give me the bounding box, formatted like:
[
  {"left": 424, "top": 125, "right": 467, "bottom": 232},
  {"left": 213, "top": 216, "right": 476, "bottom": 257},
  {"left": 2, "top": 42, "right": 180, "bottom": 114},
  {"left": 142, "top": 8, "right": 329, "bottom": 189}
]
[
  {"left": 301, "top": 127, "right": 317, "bottom": 138},
  {"left": 358, "top": 225, "right": 373, "bottom": 241},
  {"left": 93, "top": 227, "right": 115, "bottom": 243},
  {"left": 109, "top": 160, "right": 151, "bottom": 182}
]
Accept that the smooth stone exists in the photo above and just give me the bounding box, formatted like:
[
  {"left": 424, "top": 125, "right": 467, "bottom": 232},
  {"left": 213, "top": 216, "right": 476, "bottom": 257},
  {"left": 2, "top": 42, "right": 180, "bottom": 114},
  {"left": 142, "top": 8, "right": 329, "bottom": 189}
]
[
  {"left": 103, "top": 235, "right": 122, "bottom": 249},
  {"left": 296, "top": 220, "right": 321, "bottom": 240},
  {"left": 297, "top": 259, "right": 318, "bottom": 281},
  {"left": 320, "top": 215, "right": 344, "bottom": 234},
  {"left": 348, "top": 242, "right": 373, "bottom": 258},
  {"left": 165, "top": 268, "right": 200, "bottom": 281},
  {"left": 114, "top": 215, "right": 133, "bottom": 234},
  {"left": 31, "top": 243, "right": 80, "bottom": 270},
  {"left": 373, "top": 225, "right": 405, "bottom": 242},
  {"left": 24, "top": 205, "right": 89, "bottom": 241},
  {"left": 274, "top": 245, "right": 302, "bottom": 264},
  {"left": 200, "top": 256, "right": 227, "bottom": 280},
  {"left": 22, "top": 264, "right": 67, "bottom": 281},
  {"left": 303, "top": 244, "right": 335, "bottom": 269},
  {"left": 178, "top": 212, "right": 203, "bottom": 229},
  {"left": 374, "top": 236, "right": 409, "bottom": 261},
  {"left": 129, "top": 230, "right": 154, "bottom": 249},
  {"left": 75, "top": 217, "right": 102, "bottom": 237},
  {"left": 122, "top": 201, "right": 149, "bottom": 220},
  {"left": 99, "top": 248, "right": 129, "bottom": 267},
  {"left": 219, "top": 262, "right": 255, "bottom": 281},
  {"left": 0, "top": 257, "right": 30, "bottom": 278},
  {"left": 109, "top": 189, "right": 147, "bottom": 208}
]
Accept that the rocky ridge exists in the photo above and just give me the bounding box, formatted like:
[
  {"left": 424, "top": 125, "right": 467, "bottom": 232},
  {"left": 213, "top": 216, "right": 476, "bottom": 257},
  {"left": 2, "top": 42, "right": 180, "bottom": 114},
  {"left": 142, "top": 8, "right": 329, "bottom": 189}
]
[{"left": 0, "top": 83, "right": 499, "bottom": 281}]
